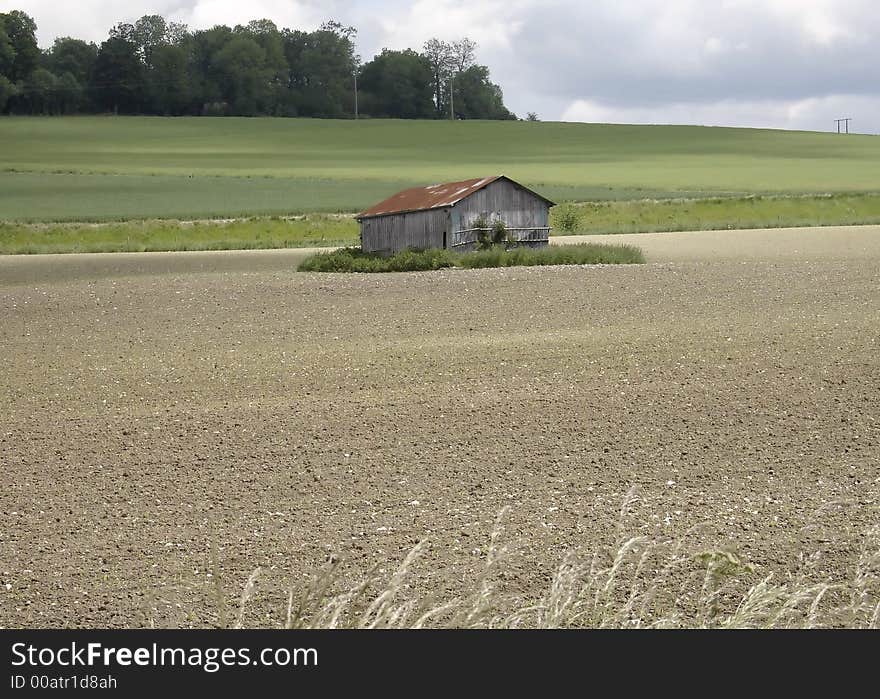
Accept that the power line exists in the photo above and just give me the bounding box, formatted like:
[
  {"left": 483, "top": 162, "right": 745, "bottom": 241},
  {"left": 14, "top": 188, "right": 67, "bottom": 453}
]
[
  {"left": 834, "top": 117, "right": 852, "bottom": 134},
  {"left": 10, "top": 75, "right": 197, "bottom": 94}
]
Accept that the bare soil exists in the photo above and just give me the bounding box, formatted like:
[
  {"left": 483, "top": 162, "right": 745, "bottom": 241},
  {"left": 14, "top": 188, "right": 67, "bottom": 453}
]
[{"left": 1, "top": 227, "right": 878, "bottom": 627}]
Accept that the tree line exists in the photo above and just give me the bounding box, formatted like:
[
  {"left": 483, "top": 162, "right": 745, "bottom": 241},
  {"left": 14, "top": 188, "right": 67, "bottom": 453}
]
[{"left": 0, "top": 10, "right": 517, "bottom": 120}]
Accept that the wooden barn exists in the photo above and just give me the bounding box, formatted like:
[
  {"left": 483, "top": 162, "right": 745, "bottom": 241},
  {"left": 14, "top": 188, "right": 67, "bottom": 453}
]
[{"left": 355, "top": 175, "right": 555, "bottom": 254}]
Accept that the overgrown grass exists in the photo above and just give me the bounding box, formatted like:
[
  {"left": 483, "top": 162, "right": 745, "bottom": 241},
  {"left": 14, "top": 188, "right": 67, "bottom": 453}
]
[
  {"left": 551, "top": 192, "right": 880, "bottom": 235},
  {"left": 299, "top": 244, "right": 645, "bottom": 273},
  {"left": 211, "top": 490, "right": 880, "bottom": 629},
  {"left": 0, "top": 216, "right": 359, "bottom": 254}
]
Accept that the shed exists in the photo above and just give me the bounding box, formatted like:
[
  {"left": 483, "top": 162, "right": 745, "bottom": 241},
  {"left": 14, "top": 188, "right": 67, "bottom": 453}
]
[{"left": 355, "top": 175, "right": 556, "bottom": 254}]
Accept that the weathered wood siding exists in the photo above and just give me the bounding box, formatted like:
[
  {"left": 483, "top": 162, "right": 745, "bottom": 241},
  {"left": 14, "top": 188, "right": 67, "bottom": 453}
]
[
  {"left": 358, "top": 178, "right": 552, "bottom": 253},
  {"left": 360, "top": 208, "right": 448, "bottom": 254},
  {"left": 450, "top": 178, "right": 551, "bottom": 249}
]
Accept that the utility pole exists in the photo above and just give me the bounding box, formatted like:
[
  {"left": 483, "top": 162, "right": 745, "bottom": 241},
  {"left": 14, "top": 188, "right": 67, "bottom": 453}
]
[
  {"left": 353, "top": 54, "right": 361, "bottom": 120},
  {"left": 449, "top": 75, "right": 454, "bottom": 120},
  {"left": 834, "top": 117, "right": 852, "bottom": 134}
]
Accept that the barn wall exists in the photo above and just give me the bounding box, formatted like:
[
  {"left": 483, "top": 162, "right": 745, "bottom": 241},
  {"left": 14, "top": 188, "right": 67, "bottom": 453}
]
[
  {"left": 359, "top": 208, "right": 448, "bottom": 253},
  {"left": 450, "top": 178, "right": 551, "bottom": 249}
]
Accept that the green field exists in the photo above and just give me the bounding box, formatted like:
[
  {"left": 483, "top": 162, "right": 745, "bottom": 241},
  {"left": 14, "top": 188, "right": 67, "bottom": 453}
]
[{"left": 2, "top": 116, "right": 879, "bottom": 223}]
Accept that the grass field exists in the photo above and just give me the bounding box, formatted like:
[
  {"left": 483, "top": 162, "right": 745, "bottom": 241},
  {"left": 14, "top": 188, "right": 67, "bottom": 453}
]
[{"left": 2, "top": 116, "right": 879, "bottom": 223}]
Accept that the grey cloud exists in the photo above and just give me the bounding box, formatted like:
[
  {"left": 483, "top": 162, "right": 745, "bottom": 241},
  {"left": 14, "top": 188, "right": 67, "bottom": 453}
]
[
  {"left": 493, "top": 1, "right": 879, "bottom": 107},
  {"left": 7, "top": 0, "right": 880, "bottom": 130}
]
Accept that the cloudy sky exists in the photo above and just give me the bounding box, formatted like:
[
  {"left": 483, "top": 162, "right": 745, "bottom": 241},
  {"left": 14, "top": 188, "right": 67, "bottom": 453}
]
[{"left": 4, "top": 0, "right": 879, "bottom": 133}]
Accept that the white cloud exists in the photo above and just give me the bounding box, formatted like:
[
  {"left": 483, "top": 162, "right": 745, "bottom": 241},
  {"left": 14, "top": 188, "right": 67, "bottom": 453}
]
[
  {"left": 367, "top": 0, "right": 526, "bottom": 56},
  {"left": 0, "top": 0, "right": 335, "bottom": 44},
  {"left": 170, "top": 0, "right": 329, "bottom": 33}
]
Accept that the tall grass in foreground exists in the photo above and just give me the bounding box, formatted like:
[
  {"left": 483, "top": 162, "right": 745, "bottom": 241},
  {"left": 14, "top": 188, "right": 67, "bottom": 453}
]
[
  {"left": 298, "top": 244, "right": 645, "bottom": 273},
  {"left": 208, "top": 490, "right": 879, "bottom": 630}
]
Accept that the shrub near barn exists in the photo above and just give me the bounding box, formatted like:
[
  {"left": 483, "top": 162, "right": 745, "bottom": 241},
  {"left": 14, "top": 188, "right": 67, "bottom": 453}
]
[{"left": 298, "top": 243, "right": 645, "bottom": 273}]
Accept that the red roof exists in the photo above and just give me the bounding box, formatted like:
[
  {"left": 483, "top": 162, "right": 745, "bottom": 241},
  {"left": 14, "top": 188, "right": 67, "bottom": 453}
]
[{"left": 356, "top": 176, "right": 508, "bottom": 219}]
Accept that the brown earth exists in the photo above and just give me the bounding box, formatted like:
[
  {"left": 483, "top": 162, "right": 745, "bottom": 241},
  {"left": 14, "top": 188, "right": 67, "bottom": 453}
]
[{"left": 1, "top": 227, "right": 878, "bottom": 627}]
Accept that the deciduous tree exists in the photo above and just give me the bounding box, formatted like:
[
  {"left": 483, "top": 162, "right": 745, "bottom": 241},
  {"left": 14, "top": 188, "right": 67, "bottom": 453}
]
[
  {"left": 359, "top": 49, "right": 433, "bottom": 119},
  {"left": 0, "top": 10, "right": 39, "bottom": 81},
  {"left": 422, "top": 38, "right": 453, "bottom": 117},
  {"left": 91, "top": 36, "right": 143, "bottom": 113},
  {"left": 46, "top": 37, "right": 97, "bottom": 86},
  {"left": 453, "top": 64, "right": 516, "bottom": 120}
]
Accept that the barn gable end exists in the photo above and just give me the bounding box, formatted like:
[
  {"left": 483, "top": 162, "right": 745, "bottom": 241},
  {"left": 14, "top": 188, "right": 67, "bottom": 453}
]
[{"left": 450, "top": 178, "right": 553, "bottom": 250}]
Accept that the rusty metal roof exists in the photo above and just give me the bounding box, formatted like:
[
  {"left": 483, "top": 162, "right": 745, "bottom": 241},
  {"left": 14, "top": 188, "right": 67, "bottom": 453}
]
[{"left": 356, "top": 175, "right": 554, "bottom": 219}]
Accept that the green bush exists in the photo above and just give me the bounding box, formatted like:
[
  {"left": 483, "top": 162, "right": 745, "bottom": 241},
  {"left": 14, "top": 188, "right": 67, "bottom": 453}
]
[
  {"left": 553, "top": 204, "right": 583, "bottom": 233},
  {"left": 457, "top": 243, "right": 645, "bottom": 268},
  {"left": 473, "top": 217, "right": 513, "bottom": 250},
  {"left": 491, "top": 220, "right": 510, "bottom": 245},
  {"left": 472, "top": 215, "right": 491, "bottom": 250},
  {"left": 299, "top": 243, "right": 644, "bottom": 273},
  {"left": 298, "top": 247, "right": 457, "bottom": 273}
]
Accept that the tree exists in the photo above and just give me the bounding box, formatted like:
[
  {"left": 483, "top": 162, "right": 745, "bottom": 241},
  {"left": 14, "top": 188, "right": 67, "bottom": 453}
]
[
  {"left": 0, "top": 20, "right": 14, "bottom": 78},
  {"left": 0, "top": 74, "right": 16, "bottom": 111},
  {"left": 0, "top": 10, "right": 39, "bottom": 82},
  {"left": 452, "top": 65, "right": 516, "bottom": 120},
  {"left": 190, "top": 25, "right": 234, "bottom": 110},
  {"left": 91, "top": 36, "right": 143, "bottom": 113},
  {"left": 132, "top": 15, "right": 168, "bottom": 68},
  {"left": 46, "top": 37, "right": 98, "bottom": 86},
  {"left": 0, "top": 19, "right": 15, "bottom": 113},
  {"left": 447, "top": 39, "right": 479, "bottom": 119},
  {"left": 108, "top": 22, "right": 135, "bottom": 43},
  {"left": 449, "top": 38, "right": 476, "bottom": 73},
  {"left": 422, "top": 37, "right": 483, "bottom": 118},
  {"left": 213, "top": 35, "right": 268, "bottom": 115},
  {"left": 238, "top": 19, "right": 287, "bottom": 114},
  {"left": 278, "top": 28, "right": 303, "bottom": 115},
  {"left": 422, "top": 38, "right": 453, "bottom": 117},
  {"left": 0, "top": 11, "right": 517, "bottom": 120},
  {"left": 295, "top": 21, "right": 357, "bottom": 117},
  {"left": 526, "top": 112, "right": 539, "bottom": 122},
  {"left": 23, "top": 66, "right": 58, "bottom": 113},
  {"left": 56, "top": 71, "right": 86, "bottom": 113},
  {"left": 165, "top": 21, "right": 189, "bottom": 46},
  {"left": 358, "top": 49, "right": 433, "bottom": 119},
  {"left": 148, "top": 43, "right": 191, "bottom": 114}
]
